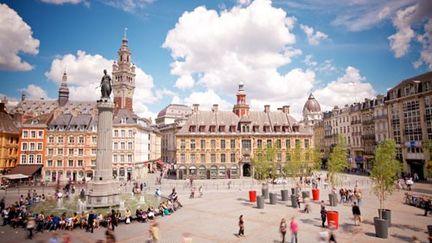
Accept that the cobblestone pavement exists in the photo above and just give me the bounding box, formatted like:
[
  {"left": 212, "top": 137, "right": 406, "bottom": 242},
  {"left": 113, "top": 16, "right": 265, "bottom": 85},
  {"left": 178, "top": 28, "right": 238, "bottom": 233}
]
[{"left": 0, "top": 173, "right": 430, "bottom": 243}]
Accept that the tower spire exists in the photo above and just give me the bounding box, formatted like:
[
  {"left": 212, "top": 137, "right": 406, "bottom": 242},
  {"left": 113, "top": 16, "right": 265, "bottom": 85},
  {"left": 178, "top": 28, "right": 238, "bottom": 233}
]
[{"left": 58, "top": 71, "right": 69, "bottom": 106}]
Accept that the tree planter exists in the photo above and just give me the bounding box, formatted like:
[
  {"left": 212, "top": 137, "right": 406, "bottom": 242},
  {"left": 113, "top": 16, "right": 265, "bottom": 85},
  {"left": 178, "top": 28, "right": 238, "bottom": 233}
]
[
  {"left": 328, "top": 193, "right": 337, "bottom": 206},
  {"left": 269, "top": 193, "right": 277, "bottom": 204},
  {"left": 257, "top": 195, "right": 264, "bottom": 209},
  {"left": 374, "top": 217, "right": 388, "bottom": 239},
  {"left": 326, "top": 211, "right": 339, "bottom": 229},
  {"left": 312, "top": 188, "right": 320, "bottom": 201},
  {"left": 378, "top": 209, "right": 391, "bottom": 226},
  {"left": 281, "top": 190, "right": 289, "bottom": 201},
  {"left": 262, "top": 187, "right": 269, "bottom": 199},
  {"left": 291, "top": 194, "right": 298, "bottom": 208},
  {"left": 249, "top": 190, "right": 257, "bottom": 202},
  {"left": 291, "top": 187, "right": 297, "bottom": 195}
]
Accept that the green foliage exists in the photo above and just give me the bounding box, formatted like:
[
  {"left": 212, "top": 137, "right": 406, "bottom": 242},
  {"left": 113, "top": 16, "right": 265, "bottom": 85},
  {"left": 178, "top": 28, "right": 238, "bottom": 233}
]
[
  {"left": 370, "top": 139, "right": 402, "bottom": 213},
  {"left": 327, "top": 135, "right": 348, "bottom": 187},
  {"left": 284, "top": 141, "right": 303, "bottom": 177},
  {"left": 306, "top": 146, "right": 322, "bottom": 174}
]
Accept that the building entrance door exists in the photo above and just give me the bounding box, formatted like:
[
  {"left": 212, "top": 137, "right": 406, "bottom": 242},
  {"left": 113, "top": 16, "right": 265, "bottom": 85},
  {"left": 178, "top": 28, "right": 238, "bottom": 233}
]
[
  {"left": 73, "top": 172, "right": 76, "bottom": 181},
  {"left": 242, "top": 163, "right": 251, "bottom": 177}
]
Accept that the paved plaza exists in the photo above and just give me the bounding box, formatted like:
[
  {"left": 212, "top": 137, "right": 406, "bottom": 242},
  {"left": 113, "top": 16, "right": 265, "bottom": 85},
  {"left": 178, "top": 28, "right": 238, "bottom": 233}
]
[{"left": 0, "top": 173, "right": 431, "bottom": 243}]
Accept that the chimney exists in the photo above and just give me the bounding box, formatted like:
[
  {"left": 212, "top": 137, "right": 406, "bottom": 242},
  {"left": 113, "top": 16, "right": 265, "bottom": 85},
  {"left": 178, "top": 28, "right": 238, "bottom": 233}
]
[
  {"left": 282, "top": 105, "right": 290, "bottom": 114},
  {"left": 21, "top": 93, "right": 26, "bottom": 101},
  {"left": 193, "top": 104, "right": 199, "bottom": 113},
  {"left": 212, "top": 104, "right": 218, "bottom": 112},
  {"left": 264, "top": 105, "right": 270, "bottom": 113}
]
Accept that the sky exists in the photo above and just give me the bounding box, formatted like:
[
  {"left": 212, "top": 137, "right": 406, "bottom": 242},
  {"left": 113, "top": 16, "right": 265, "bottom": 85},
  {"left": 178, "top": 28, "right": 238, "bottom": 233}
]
[{"left": 0, "top": 0, "right": 431, "bottom": 120}]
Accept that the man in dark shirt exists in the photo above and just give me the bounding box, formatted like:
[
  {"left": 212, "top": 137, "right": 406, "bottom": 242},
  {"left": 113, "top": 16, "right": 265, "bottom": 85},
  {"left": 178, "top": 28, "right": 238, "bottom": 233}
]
[
  {"left": 352, "top": 202, "right": 361, "bottom": 226},
  {"left": 87, "top": 210, "right": 95, "bottom": 233}
]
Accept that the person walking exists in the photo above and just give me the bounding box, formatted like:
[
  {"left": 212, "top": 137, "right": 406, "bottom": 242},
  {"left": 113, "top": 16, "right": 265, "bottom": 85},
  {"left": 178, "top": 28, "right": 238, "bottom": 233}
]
[
  {"left": 26, "top": 215, "right": 36, "bottom": 239},
  {"left": 110, "top": 209, "right": 117, "bottom": 231},
  {"left": 238, "top": 215, "right": 245, "bottom": 237},
  {"left": 149, "top": 221, "right": 160, "bottom": 243},
  {"left": 424, "top": 199, "right": 431, "bottom": 216},
  {"left": 290, "top": 216, "right": 298, "bottom": 243},
  {"left": 320, "top": 206, "right": 327, "bottom": 228},
  {"left": 280, "top": 218, "right": 287, "bottom": 243},
  {"left": 87, "top": 210, "right": 95, "bottom": 233},
  {"left": 352, "top": 202, "right": 361, "bottom": 225}
]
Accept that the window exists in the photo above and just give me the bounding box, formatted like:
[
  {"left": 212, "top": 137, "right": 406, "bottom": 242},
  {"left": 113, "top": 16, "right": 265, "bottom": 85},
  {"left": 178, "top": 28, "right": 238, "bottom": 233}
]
[
  {"left": 22, "top": 142, "right": 28, "bottom": 151},
  {"left": 211, "top": 154, "right": 216, "bottom": 163},
  {"left": 58, "top": 148, "right": 63, "bottom": 155},
  {"left": 221, "top": 140, "right": 226, "bottom": 149},
  {"left": 257, "top": 139, "right": 262, "bottom": 149},
  {"left": 276, "top": 139, "right": 281, "bottom": 149},
  {"left": 191, "top": 154, "right": 195, "bottom": 163},
  {"left": 114, "top": 155, "right": 118, "bottom": 162},
  {"left": 277, "top": 153, "right": 282, "bottom": 162},
  {"left": 48, "top": 136, "right": 54, "bottom": 143},
  {"left": 304, "top": 139, "right": 310, "bottom": 148},
  {"left": 121, "top": 142, "right": 125, "bottom": 150},
  {"left": 128, "top": 130, "right": 133, "bottom": 137},
  {"left": 78, "top": 149, "right": 83, "bottom": 156},
  {"left": 48, "top": 148, "right": 53, "bottom": 155},
  {"left": 23, "top": 130, "right": 28, "bottom": 138},
  {"left": 78, "top": 160, "right": 83, "bottom": 167},
  {"left": 120, "top": 155, "right": 125, "bottom": 162},
  {"left": 30, "top": 143, "right": 35, "bottom": 151},
  {"left": 200, "top": 154, "right": 205, "bottom": 163},
  {"left": 69, "top": 148, "right": 74, "bottom": 155},
  {"left": 58, "top": 136, "right": 63, "bottom": 143},
  {"left": 230, "top": 139, "right": 235, "bottom": 149},
  {"left": 230, "top": 153, "right": 236, "bottom": 162},
  {"left": 28, "top": 154, "right": 34, "bottom": 164},
  {"left": 128, "top": 142, "right": 133, "bottom": 150},
  {"left": 221, "top": 154, "right": 226, "bottom": 163},
  {"left": 114, "top": 130, "right": 119, "bottom": 137},
  {"left": 78, "top": 136, "right": 84, "bottom": 144},
  {"left": 128, "top": 154, "right": 132, "bottom": 162},
  {"left": 114, "top": 142, "right": 118, "bottom": 150},
  {"left": 295, "top": 139, "right": 301, "bottom": 147},
  {"left": 68, "top": 160, "right": 74, "bottom": 167},
  {"left": 190, "top": 139, "right": 196, "bottom": 149},
  {"left": 92, "top": 149, "right": 96, "bottom": 155},
  {"left": 200, "top": 140, "right": 205, "bottom": 149},
  {"left": 211, "top": 139, "right": 216, "bottom": 149},
  {"left": 47, "top": 160, "right": 53, "bottom": 167},
  {"left": 121, "top": 130, "right": 125, "bottom": 137},
  {"left": 37, "top": 143, "right": 42, "bottom": 151},
  {"left": 31, "top": 131, "right": 36, "bottom": 138},
  {"left": 91, "top": 160, "right": 96, "bottom": 166},
  {"left": 92, "top": 136, "right": 97, "bottom": 144},
  {"left": 266, "top": 139, "right": 272, "bottom": 148},
  {"left": 36, "top": 154, "right": 42, "bottom": 164},
  {"left": 57, "top": 160, "right": 62, "bottom": 167},
  {"left": 286, "top": 139, "right": 291, "bottom": 149},
  {"left": 38, "top": 131, "right": 43, "bottom": 138},
  {"left": 69, "top": 136, "right": 74, "bottom": 144},
  {"left": 180, "top": 139, "right": 185, "bottom": 150},
  {"left": 180, "top": 154, "right": 185, "bottom": 163},
  {"left": 21, "top": 154, "right": 26, "bottom": 164}
]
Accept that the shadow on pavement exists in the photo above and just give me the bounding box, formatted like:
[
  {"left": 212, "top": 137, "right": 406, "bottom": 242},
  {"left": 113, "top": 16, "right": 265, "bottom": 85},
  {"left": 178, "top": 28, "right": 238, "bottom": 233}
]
[
  {"left": 392, "top": 223, "right": 423, "bottom": 232},
  {"left": 391, "top": 233, "right": 415, "bottom": 242}
]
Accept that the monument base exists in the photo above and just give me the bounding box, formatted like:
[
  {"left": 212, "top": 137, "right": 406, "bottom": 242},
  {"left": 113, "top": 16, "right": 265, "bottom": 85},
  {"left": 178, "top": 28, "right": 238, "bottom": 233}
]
[{"left": 86, "top": 180, "right": 120, "bottom": 208}]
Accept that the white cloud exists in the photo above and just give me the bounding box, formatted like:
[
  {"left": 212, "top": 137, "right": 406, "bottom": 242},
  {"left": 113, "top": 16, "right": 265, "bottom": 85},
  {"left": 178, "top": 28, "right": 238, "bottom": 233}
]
[
  {"left": 22, "top": 84, "right": 49, "bottom": 100},
  {"left": 183, "top": 89, "right": 231, "bottom": 111},
  {"left": 45, "top": 50, "right": 160, "bottom": 118},
  {"left": 413, "top": 19, "right": 432, "bottom": 69},
  {"left": 102, "top": 0, "right": 155, "bottom": 12},
  {"left": 314, "top": 66, "right": 376, "bottom": 111},
  {"left": 388, "top": 4, "right": 417, "bottom": 58},
  {"left": 40, "top": 0, "right": 84, "bottom": 4},
  {"left": 237, "top": 0, "right": 251, "bottom": 6},
  {"left": 0, "top": 4, "right": 40, "bottom": 71},
  {"left": 300, "top": 24, "right": 328, "bottom": 45},
  {"left": 175, "top": 75, "right": 195, "bottom": 90}
]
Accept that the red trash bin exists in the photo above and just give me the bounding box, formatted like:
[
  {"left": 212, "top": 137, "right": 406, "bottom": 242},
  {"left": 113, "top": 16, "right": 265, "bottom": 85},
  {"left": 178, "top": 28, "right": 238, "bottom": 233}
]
[
  {"left": 327, "top": 211, "right": 339, "bottom": 229},
  {"left": 312, "top": 188, "right": 320, "bottom": 201},
  {"left": 249, "top": 190, "right": 257, "bottom": 202}
]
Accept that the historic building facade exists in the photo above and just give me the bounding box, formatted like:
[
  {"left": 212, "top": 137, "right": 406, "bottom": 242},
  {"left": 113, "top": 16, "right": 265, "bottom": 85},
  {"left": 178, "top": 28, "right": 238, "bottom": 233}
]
[
  {"left": 175, "top": 84, "right": 314, "bottom": 179},
  {"left": 386, "top": 72, "right": 432, "bottom": 179},
  {"left": 0, "top": 101, "right": 19, "bottom": 173}
]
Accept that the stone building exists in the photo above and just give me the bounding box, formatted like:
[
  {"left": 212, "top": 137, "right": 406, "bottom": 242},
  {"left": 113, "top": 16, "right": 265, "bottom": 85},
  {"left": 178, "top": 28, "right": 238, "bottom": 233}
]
[
  {"left": 175, "top": 83, "right": 314, "bottom": 179},
  {"left": 349, "top": 102, "right": 364, "bottom": 169},
  {"left": 386, "top": 72, "right": 432, "bottom": 179},
  {"left": 0, "top": 101, "right": 19, "bottom": 173},
  {"left": 303, "top": 94, "right": 322, "bottom": 127}
]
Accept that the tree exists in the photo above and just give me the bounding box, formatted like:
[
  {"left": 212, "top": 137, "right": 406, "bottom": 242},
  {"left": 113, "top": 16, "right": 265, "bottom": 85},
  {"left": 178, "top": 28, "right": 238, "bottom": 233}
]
[
  {"left": 284, "top": 141, "right": 303, "bottom": 177},
  {"left": 251, "top": 147, "right": 270, "bottom": 181},
  {"left": 370, "top": 139, "right": 402, "bottom": 216},
  {"left": 327, "top": 135, "right": 348, "bottom": 188},
  {"left": 305, "top": 146, "right": 322, "bottom": 175}
]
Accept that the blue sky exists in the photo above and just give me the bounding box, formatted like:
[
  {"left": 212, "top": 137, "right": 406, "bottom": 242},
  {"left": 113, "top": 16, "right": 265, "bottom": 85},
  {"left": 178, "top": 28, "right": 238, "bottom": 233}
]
[{"left": 0, "top": 0, "right": 431, "bottom": 119}]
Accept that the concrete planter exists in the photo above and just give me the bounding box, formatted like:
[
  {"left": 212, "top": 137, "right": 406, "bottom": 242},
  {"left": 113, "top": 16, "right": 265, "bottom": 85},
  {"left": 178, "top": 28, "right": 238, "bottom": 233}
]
[
  {"left": 269, "top": 193, "right": 277, "bottom": 204},
  {"left": 378, "top": 209, "right": 391, "bottom": 226},
  {"left": 257, "top": 195, "right": 264, "bottom": 209},
  {"left": 374, "top": 217, "right": 388, "bottom": 239},
  {"left": 328, "top": 193, "right": 337, "bottom": 207},
  {"left": 291, "top": 194, "right": 298, "bottom": 208},
  {"left": 262, "top": 187, "right": 269, "bottom": 199},
  {"left": 291, "top": 187, "right": 298, "bottom": 195},
  {"left": 281, "top": 190, "right": 289, "bottom": 201}
]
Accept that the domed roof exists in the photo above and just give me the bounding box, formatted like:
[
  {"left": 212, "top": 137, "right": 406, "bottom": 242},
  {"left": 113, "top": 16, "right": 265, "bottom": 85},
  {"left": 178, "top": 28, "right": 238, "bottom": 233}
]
[{"left": 303, "top": 94, "right": 321, "bottom": 113}]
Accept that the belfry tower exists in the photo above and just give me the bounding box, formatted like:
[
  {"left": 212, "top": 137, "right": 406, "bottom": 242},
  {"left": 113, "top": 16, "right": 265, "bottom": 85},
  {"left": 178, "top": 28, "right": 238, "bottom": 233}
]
[
  {"left": 112, "top": 29, "right": 136, "bottom": 113},
  {"left": 233, "top": 82, "right": 250, "bottom": 117}
]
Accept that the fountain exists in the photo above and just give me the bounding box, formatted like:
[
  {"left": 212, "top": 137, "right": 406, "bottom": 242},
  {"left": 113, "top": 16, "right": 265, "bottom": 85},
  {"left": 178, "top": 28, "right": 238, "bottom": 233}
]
[{"left": 77, "top": 199, "right": 87, "bottom": 213}]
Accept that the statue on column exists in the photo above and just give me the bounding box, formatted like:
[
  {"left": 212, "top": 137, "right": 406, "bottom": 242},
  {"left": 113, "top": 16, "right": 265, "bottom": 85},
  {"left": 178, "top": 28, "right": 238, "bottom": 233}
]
[{"left": 100, "top": 69, "right": 112, "bottom": 99}]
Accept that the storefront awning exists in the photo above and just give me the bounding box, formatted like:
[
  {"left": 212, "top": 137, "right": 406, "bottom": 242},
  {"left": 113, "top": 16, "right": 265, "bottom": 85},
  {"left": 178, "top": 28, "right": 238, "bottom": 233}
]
[
  {"left": 7, "top": 165, "right": 42, "bottom": 176},
  {"left": 1, "top": 174, "right": 29, "bottom": 180}
]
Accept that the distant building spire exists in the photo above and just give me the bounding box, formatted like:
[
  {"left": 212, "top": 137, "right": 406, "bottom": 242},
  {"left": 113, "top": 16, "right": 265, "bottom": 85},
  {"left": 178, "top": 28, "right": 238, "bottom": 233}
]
[
  {"left": 233, "top": 82, "right": 250, "bottom": 117},
  {"left": 58, "top": 71, "right": 69, "bottom": 106}
]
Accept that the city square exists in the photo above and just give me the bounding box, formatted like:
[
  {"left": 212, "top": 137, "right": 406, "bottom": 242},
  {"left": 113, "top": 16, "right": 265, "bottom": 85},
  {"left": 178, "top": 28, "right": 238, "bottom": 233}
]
[{"left": 1, "top": 0, "right": 432, "bottom": 243}]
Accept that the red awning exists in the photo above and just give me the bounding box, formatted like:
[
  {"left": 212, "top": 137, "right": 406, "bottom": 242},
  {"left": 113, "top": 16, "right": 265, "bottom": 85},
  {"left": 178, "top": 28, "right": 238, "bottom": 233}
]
[{"left": 156, "top": 160, "right": 164, "bottom": 166}]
